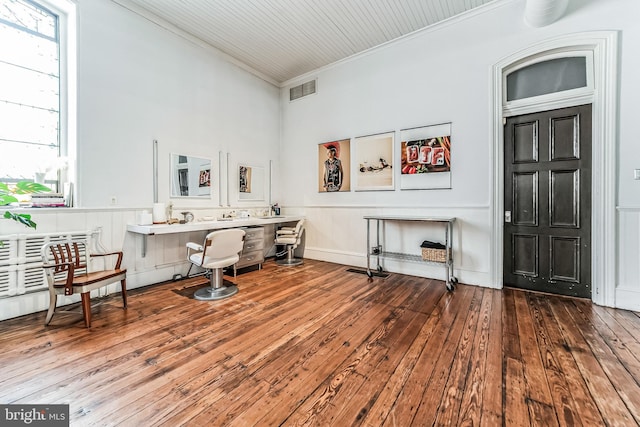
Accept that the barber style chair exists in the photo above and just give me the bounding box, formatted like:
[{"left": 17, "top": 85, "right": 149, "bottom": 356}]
[
  {"left": 186, "top": 228, "right": 246, "bottom": 300},
  {"left": 275, "top": 219, "right": 305, "bottom": 266},
  {"left": 41, "top": 240, "right": 127, "bottom": 328}
]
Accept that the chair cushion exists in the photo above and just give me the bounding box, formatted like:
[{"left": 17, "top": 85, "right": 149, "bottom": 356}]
[
  {"left": 275, "top": 236, "right": 298, "bottom": 245},
  {"left": 189, "top": 253, "right": 240, "bottom": 269},
  {"left": 52, "top": 269, "right": 127, "bottom": 294},
  {"left": 276, "top": 230, "right": 295, "bottom": 235}
]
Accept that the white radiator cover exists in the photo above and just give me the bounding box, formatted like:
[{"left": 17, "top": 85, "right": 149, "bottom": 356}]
[{"left": 0, "top": 231, "right": 92, "bottom": 298}]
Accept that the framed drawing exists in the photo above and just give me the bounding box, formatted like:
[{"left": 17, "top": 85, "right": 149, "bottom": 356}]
[
  {"left": 239, "top": 165, "right": 252, "bottom": 193},
  {"left": 199, "top": 169, "right": 211, "bottom": 187},
  {"left": 400, "top": 122, "right": 452, "bottom": 189},
  {"left": 353, "top": 131, "right": 394, "bottom": 191},
  {"left": 318, "top": 138, "right": 351, "bottom": 192}
]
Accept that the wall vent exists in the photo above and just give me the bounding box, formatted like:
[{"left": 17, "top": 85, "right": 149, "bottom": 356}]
[{"left": 289, "top": 79, "right": 317, "bottom": 101}]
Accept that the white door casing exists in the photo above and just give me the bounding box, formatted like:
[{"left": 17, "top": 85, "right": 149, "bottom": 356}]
[{"left": 491, "top": 31, "right": 618, "bottom": 307}]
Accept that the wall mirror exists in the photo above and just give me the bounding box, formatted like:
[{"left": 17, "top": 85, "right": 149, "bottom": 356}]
[
  {"left": 238, "top": 164, "right": 265, "bottom": 201},
  {"left": 170, "top": 154, "right": 212, "bottom": 198}
]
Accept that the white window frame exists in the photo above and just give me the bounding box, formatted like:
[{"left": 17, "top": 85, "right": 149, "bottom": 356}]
[
  {"left": 503, "top": 49, "right": 594, "bottom": 117},
  {"left": 45, "top": 0, "right": 76, "bottom": 198},
  {"left": 3, "top": 0, "right": 77, "bottom": 198}
]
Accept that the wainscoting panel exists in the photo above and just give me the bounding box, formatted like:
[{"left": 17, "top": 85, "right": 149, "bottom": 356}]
[
  {"left": 301, "top": 205, "right": 493, "bottom": 288},
  {"left": 616, "top": 208, "right": 640, "bottom": 311},
  {"left": 1, "top": 205, "right": 637, "bottom": 321}
]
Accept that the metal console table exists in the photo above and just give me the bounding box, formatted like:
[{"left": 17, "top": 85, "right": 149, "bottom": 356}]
[{"left": 364, "top": 215, "right": 458, "bottom": 291}]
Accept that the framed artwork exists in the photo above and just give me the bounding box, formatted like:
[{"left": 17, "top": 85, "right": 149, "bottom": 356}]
[
  {"left": 400, "top": 122, "right": 452, "bottom": 190},
  {"left": 239, "top": 165, "right": 252, "bottom": 193},
  {"left": 318, "top": 138, "right": 351, "bottom": 192},
  {"left": 198, "top": 169, "right": 211, "bottom": 187},
  {"left": 170, "top": 153, "right": 212, "bottom": 198},
  {"left": 353, "top": 131, "right": 394, "bottom": 191}
]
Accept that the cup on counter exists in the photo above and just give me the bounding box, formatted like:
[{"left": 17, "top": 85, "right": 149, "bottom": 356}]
[{"left": 152, "top": 203, "right": 167, "bottom": 224}]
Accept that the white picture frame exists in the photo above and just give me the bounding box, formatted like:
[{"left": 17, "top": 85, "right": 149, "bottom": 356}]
[
  {"left": 353, "top": 131, "right": 395, "bottom": 191},
  {"left": 399, "top": 122, "right": 452, "bottom": 190}
]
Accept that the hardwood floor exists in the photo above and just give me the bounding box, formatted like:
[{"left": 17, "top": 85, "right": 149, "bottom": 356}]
[{"left": 1, "top": 259, "right": 639, "bottom": 426}]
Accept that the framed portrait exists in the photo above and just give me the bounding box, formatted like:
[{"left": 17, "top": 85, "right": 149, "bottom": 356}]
[
  {"left": 400, "top": 122, "right": 452, "bottom": 190},
  {"left": 318, "top": 138, "right": 351, "bottom": 192},
  {"left": 239, "top": 165, "right": 252, "bottom": 193},
  {"left": 353, "top": 131, "right": 394, "bottom": 191},
  {"left": 198, "top": 169, "right": 211, "bottom": 187}
]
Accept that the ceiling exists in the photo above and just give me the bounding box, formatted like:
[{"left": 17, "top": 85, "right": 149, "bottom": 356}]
[{"left": 113, "top": 0, "right": 497, "bottom": 86}]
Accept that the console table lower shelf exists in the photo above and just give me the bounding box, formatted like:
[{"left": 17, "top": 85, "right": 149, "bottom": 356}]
[{"left": 364, "top": 215, "right": 458, "bottom": 291}]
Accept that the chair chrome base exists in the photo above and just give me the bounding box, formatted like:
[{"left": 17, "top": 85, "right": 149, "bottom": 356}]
[
  {"left": 194, "top": 269, "right": 238, "bottom": 300},
  {"left": 277, "top": 247, "right": 303, "bottom": 266},
  {"left": 194, "top": 284, "right": 238, "bottom": 300},
  {"left": 276, "top": 258, "right": 303, "bottom": 266}
]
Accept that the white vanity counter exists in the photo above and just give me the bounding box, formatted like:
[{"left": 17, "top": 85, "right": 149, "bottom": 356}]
[
  {"left": 127, "top": 216, "right": 303, "bottom": 257},
  {"left": 127, "top": 215, "right": 302, "bottom": 235}
]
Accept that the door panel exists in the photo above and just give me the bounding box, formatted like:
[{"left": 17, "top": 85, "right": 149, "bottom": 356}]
[
  {"left": 550, "top": 236, "right": 580, "bottom": 282},
  {"left": 504, "top": 104, "right": 591, "bottom": 298},
  {"left": 550, "top": 115, "right": 580, "bottom": 160},
  {"left": 550, "top": 170, "right": 579, "bottom": 227},
  {"left": 513, "top": 172, "right": 538, "bottom": 225},
  {"left": 512, "top": 234, "right": 538, "bottom": 276},
  {"left": 514, "top": 122, "right": 538, "bottom": 163}
]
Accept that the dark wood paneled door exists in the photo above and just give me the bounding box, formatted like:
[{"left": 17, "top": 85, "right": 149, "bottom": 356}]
[{"left": 504, "top": 104, "right": 592, "bottom": 298}]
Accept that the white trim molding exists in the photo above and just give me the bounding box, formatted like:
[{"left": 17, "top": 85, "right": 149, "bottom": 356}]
[{"left": 491, "top": 31, "right": 619, "bottom": 307}]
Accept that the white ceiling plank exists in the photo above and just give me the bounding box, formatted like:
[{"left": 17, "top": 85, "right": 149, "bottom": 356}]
[
  {"left": 120, "top": 0, "right": 497, "bottom": 83},
  {"left": 396, "top": 1, "right": 422, "bottom": 32}
]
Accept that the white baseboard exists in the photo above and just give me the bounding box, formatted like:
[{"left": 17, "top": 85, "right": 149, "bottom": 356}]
[
  {"left": 0, "top": 291, "right": 52, "bottom": 322},
  {"left": 615, "top": 287, "right": 640, "bottom": 312},
  {"left": 304, "top": 247, "right": 494, "bottom": 288}
]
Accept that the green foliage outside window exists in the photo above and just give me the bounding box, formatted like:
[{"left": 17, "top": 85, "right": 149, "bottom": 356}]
[{"left": 1, "top": 181, "right": 52, "bottom": 230}]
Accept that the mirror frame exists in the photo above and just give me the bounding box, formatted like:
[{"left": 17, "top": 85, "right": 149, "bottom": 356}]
[
  {"left": 237, "top": 163, "right": 266, "bottom": 202},
  {"left": 170, "top": 153, "right": 212, "bottom": 199}
]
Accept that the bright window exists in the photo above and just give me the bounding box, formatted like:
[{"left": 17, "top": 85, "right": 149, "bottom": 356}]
[
  {"left": 507, "top": 56, "right": 587, "bottom": 101},
  {"left": 0, "top": 0, "right": 69, "bottom": 194}
]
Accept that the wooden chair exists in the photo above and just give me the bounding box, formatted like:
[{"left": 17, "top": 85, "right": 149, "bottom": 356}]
[{"left": 41, "top": 240, "right": 127, "bottom": 327}]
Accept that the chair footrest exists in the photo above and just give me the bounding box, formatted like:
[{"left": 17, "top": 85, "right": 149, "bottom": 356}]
[{"left": 194, "top": 284, "right": 238, "bottom": 300}]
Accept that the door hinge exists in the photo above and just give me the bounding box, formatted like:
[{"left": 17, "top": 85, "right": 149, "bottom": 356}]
[{"left": 503, "top": 117, "right": 507, "bottom": 126}]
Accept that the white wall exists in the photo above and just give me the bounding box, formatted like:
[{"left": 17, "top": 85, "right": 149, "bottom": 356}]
[
  {"left": 279, "top": 0, "right": 640, "bottom": 309},
  {"left": 3, "top": 0, "right": 640, "bottom": 321},
  {"left": 0, "top": 0, "right": 281, "bottom": 320},
  {"left": 76, "top": 0, "right": 280, "bottom": 209}
]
